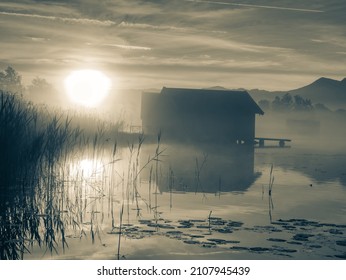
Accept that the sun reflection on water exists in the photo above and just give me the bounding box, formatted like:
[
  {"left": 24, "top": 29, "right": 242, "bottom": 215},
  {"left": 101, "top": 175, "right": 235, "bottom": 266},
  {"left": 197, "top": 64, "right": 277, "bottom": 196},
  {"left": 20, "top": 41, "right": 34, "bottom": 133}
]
[{"left": 70, "top": 158, "right": 105, "bottom": 179}]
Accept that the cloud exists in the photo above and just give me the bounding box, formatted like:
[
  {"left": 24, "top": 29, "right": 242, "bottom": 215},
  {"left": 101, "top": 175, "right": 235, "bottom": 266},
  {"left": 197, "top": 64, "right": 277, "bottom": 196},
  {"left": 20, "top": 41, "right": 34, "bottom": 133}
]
[
  {"left": 103, "top": 43, "right": 152, "bottom": 51},
  {"left": 185, "top": 0, "right": 324, "bottom": 13},
  {"left": 118, "top": 21, "right": 190, "bottom": 32},
  {"left": 0, "top": 11, "right": 116, "bottom": 26},
  {"left": 1, "top": 0, "right": 345, "bottom": 92},
  {"left": 24, "top": 36, "right": 50, "bottom": 42}
]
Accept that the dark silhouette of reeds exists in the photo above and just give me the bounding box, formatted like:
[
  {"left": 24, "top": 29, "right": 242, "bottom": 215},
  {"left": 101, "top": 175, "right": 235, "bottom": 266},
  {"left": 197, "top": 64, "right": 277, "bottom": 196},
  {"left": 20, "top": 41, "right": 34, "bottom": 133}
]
[
  {"left": 0, "top": 91, "right": 168, "bottom": 260},
  {"left": 0, "top": 91, "right": 73, "bottom": 259},
  {"left": 268, "top": 164, "right": 275, "bottom": 223}
]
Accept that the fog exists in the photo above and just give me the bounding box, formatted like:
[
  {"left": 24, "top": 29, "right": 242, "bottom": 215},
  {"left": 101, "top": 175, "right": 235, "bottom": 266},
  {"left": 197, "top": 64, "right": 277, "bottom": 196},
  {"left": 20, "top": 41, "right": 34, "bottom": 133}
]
[
  {"left": 22, "top": 82, "right": 346, "bottom": 155},
  {"left": 256, "top": 110, "right": 346, "bottom": 152}
]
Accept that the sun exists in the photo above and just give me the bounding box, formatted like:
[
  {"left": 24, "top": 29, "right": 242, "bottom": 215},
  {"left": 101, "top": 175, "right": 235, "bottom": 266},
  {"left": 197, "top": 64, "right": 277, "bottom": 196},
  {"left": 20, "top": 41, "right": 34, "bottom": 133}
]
[{"left": 64, "top": 69, "right": 111, "bottom": 107}]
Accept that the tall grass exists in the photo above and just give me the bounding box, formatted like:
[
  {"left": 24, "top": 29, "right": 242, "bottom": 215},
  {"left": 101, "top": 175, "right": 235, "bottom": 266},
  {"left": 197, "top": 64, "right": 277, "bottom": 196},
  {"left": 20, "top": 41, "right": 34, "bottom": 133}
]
[
  {"left": 0, "top": 91, "right": 74, "bottom": 258},
  {"left": 116, "top": 204, "right": 124, "bottom": 260},
  {"left": 268, "top": 164, "right": 275, "bottom": 223},
  {"left": 0, "top": 91, "right": 117, "bottom": 259},
  {"left": 194, "top": 153, "right": 208, "bottom": 196},
  {"left": 0, "top": 90, "right": 167, "bottom": 260}
]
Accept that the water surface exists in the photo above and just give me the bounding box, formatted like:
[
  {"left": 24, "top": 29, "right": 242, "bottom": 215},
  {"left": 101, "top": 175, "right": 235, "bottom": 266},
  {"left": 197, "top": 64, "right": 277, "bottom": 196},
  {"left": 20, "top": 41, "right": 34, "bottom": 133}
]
[{"left": 2, "top": 141, "right": 346, "bottom": 260}]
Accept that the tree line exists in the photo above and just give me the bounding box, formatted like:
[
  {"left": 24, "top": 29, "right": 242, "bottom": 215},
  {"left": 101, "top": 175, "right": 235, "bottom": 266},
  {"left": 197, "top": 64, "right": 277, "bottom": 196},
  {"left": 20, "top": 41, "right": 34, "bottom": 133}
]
[
  {"left": 0, "top": 66, "right": 55, "bottom": 100},
  {"left": 258, "top": 93, "right": 331, "bottom": 113}
]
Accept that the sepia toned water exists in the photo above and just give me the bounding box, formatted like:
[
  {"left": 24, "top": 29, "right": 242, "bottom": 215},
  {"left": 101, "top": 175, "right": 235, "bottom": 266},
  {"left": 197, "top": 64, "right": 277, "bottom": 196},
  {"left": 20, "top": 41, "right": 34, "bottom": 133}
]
[{"left": 2, "top": 140, "right": 346, "bottom": 260}]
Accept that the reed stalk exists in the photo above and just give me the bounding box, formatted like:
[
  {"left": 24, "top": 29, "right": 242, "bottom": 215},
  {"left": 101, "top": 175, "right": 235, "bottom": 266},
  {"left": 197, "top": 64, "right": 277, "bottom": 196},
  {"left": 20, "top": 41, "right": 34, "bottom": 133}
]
[
  {"left": 116, "top": 204, "right": 124, "bottom": 260},
  {"left": 268, "top": 164, "right": 275, "bottom": 223}
]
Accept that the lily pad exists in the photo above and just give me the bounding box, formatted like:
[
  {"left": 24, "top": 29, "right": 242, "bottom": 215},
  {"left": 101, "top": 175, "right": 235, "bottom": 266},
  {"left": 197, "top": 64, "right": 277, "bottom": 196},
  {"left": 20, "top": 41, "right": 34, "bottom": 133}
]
[
  {"left": 335, "top": 253, "right": 346, "bottom": 259},
  {"left": 329, "top": 229, "right": 343, "bottom": 235},
  {"left": 166, "top": 231, "right": 183, "bottom": 235},
  {"left": 207, "top": 238, "right": 227, "bottom": 244},
  {"left": 267, "top": 238, "right": 286, "bottom": 243},
  {"left": 218, "top": 228, "right": 233, "bottom": 234},
  {"left": 138, "top": 220, "right": 152, "bottom": 224},
  {"left": 202, "top": 242, "right": 217, "bottom": 248},
  {"left": 226, "top": 240, "right": 241, "bottom": 244},
  {"left": 293, "top": 233, "right": 314, "bottom": 241},
  {"left": 184, "top": 240, "right": 201, "bottom": 245},
  {"left": 227, "top": 221, "right": 244, "bottom": 227},
  {"left": 275, "top": 248, "right": 297, "bottom": 253},
  {"left": 250, "top": 247, "right": 271, "bottom": 252},
  {"left": 230, "top": 246, "right": 249, "bottom": 251},
  {"left": 196, "top": 225, "right": 211, "bottom": 229},
  {"left": 336, "top": 240, "right": 346, "bottom": 246}
]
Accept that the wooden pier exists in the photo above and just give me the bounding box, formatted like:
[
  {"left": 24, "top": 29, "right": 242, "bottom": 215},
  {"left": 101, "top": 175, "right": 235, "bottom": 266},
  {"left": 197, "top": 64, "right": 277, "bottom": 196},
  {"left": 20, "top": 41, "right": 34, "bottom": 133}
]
[{"left": 254, "top": 137, "right": 291, "bottom": 148}]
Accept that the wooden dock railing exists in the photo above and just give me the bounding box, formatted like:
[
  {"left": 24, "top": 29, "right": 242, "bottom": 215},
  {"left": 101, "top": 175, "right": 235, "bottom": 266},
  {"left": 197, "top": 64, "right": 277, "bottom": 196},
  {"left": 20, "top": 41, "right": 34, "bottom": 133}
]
[{"left": 254, "top": 137, "right": 291, "bottom": 147}]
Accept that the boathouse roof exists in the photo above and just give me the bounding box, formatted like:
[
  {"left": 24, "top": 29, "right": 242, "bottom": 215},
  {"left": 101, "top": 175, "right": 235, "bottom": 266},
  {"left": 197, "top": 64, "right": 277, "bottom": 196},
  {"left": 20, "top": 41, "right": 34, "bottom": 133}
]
[{"left": 141, "top": 87, "right": 264, "bottom": 119}]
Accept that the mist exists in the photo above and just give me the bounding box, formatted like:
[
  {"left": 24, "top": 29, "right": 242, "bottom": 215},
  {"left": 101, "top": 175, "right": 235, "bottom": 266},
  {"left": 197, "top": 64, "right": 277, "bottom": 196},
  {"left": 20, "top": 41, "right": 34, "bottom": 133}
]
[
  {"left": 256, "top": 104, "right": 346, "bottom": 152},
  {"left": 1, "top": 0, "right": 346, "bottom": 262}
]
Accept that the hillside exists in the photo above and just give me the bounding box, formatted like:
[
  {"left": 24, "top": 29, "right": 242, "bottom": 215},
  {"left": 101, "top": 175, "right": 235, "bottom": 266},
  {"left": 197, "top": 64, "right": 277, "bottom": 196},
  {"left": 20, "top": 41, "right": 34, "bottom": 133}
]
[
  {"left": 247, "top": 77, "right": 346, "bottom": 110},
  {"left": 288, "top": 77, "right": 346, "bottom": 109}
]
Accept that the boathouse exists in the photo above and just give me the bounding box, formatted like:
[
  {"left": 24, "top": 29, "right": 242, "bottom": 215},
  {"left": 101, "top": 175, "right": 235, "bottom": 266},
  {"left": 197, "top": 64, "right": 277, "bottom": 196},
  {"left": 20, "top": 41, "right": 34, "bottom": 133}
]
[{"left": 141, "top": 87, "right": 264, "bottom": 144}]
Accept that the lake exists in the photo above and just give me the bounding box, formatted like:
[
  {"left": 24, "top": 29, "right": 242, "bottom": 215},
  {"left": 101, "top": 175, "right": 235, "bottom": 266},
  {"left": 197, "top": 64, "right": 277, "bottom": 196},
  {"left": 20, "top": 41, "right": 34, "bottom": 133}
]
[{"left": 6, "top": 139, "right": 344, "bottom": 260}]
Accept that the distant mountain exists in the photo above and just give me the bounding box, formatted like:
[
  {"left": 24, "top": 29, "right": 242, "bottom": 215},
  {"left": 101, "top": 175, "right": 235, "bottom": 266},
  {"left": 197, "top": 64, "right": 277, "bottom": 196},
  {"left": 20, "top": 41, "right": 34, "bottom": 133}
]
[
  {"left": 287, "top": 77, "right": 346, "bottom": 109},
  {"left": 246, "top": 77, "right": 346, "bottom": 110},
  {"left": 247, "top": 88, "right": 284, "bottom": 102},
  {"left": 149, "top": 78, "right": 346, "bottom": 110},
  {"left": 204, "top": 86, "right": 230, "bottom": 91}
]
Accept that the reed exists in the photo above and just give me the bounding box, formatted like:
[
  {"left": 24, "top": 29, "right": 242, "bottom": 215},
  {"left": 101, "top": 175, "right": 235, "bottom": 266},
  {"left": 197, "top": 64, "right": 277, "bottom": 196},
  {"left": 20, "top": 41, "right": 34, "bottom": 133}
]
[
  {"left": 268, "top": 164, "right": 275, "bottom": 223},
  {"left": 0, "top": 90, "right": 169, "bottom": 260},
  {"left": 168, "top": 166, "right": 174, "bottom": 210},
  {"left": 0, "top": 92, "right": 76, "bottom": 258},
  {"left": 0, "top": 91, "right": 113, "bottom": 259},
  {"left": 194, "top": 153, "right": 208, "bottom": 195},
  {"left": 116, "top": 204, "right": 124, "bottom": 260},
  {"left": 208, "top": 210, "right": 213, "bottom": 232}
]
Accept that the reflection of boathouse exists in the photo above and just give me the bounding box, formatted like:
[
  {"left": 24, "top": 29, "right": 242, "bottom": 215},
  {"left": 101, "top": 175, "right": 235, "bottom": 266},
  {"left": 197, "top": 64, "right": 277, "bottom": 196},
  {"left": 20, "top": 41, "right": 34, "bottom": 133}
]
[
  {"left": 142, "top": 143, "right": 260, "bottom": 194},
  {"left": 141, "top": 87, "right": 264, "bottom": 144}
]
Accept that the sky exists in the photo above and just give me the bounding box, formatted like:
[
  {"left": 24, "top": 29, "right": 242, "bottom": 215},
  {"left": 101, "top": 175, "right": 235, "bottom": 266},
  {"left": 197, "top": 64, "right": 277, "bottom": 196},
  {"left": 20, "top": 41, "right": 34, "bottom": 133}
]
[{"left": 1, "top": 0, "right": 346, "bottom": 92}]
